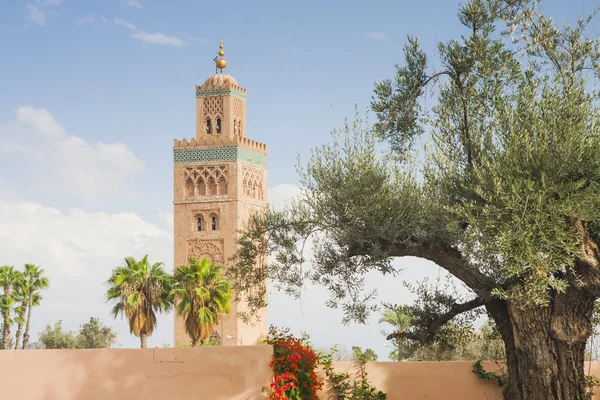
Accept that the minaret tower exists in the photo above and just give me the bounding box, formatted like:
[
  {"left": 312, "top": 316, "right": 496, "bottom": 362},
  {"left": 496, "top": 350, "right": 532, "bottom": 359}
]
[{"left": 173, "top": 41, "right": 268, "bottom": 346}]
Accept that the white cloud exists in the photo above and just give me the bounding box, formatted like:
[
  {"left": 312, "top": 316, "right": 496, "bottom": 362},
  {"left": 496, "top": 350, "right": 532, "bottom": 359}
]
[
  {"left": 100, "top": 16, "right": 108, "bottom": 24},
  {"left": 76, "top": 16, "right": 95, "bottom": 26},
  {"left": 123, "top": 0, "right": 143, "bottom": 9},
  {"left": 131, "top": 31, "right": 188, "bottom": 47},
  {"left": 26, "top": 0, "right": 63, "bottom": 25},
  {"left": 114, "top": 17, "right": 187, "bottom": 47},
  {"left": 15, "top": 106, "right": 65, "bottom": 138},
  {"left": 366, "top": 32, "right": 389, "bottom": 41},
  {"left": 158, "top": 210, "right": 174, "bottom": 231},
  {"left": 26, "top": 4, "right": 46, "bottom": 25},
  {"left": 0, "top": 106, "right": 144, "bottom": 203},
  {"left": 0, "top": 198, "right": 174, "bottom": 348},
  {"left": 114, "top": 17, "right": 136, "bottom": 31},
  {"left": 268, "top": 184, "right": 302, "bottom": 210}
]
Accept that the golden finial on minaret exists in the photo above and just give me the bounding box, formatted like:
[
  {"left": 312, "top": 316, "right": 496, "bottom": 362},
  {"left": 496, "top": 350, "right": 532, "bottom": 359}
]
[{"left": 215, "top": 40, "right": 227, "bottom": 72}]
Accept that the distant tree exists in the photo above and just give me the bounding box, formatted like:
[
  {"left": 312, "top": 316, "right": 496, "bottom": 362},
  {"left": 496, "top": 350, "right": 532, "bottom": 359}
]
[
  {"left": 379, "top": 305, "right": 411, "bottom": 361},
  {"left": 21, "top": 264, "right": 49, "bottom": 349},
  {"left": 317, "top": 344, "right": 354, "bottom": 361},
  {"left": 0, "top": 266, "right": 20, "bottom": 350},
  {"left": 106, "top": 255, "right": 172, "bottom": 348},
  {"left": 39, "top": 320, "right": 78, "bottom": 349},
  {"left": 38, "top": 318, "right": 117, "bottom": 349},
  {"left": 351, "top": 346, "right": 379, "bottom": 362},
  {"left": 76, "top": 317, "right": 117, "bottom": 349},
  {"left": 26, "top": 342, "right": 43, "bottom": 350},
  {"left": 254, "top": 333, "right": 267, "bottom": 345},
  {"left": 171, "top": 257, "right": 232, "bottom": 346}
]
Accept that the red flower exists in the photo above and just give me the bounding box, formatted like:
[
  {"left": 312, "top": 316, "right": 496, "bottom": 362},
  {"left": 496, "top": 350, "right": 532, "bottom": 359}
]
[{"left": 265, "top": 327, "right": 323, "bottom": 400}]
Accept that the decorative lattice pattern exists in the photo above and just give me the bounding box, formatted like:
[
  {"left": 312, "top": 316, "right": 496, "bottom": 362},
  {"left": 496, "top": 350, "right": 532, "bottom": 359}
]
[
  {"left": 184, "top": 165, "right": 228, "bottom": 197},
  {"left": 242, "top": 167, "right": 264, "bottom": 200},
  {"left": 184, "top": 165, "right": 227, "bottom": 183},
  {"left": 233, "top": 98, "right": 244, "bottom": 121},
  {"left": 203, "top": 96, "right": 223, "bottom": 121},
  {"left": 174, "top": 146, "right": 268, "bottom": 168},
  {"left": 196, "top": 89, "right": 247, "bottom": 100},
  {"left": 187, "top": 239, "right": 224, "bottom": 264}
]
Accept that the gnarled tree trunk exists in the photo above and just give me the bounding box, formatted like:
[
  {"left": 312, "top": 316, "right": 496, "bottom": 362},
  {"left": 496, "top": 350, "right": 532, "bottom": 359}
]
[{"left": 487, "top": 288, "right": 596, "bottom": 400}]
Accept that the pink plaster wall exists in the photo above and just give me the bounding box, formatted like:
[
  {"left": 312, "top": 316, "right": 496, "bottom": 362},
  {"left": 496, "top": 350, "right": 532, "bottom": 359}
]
[
  {"left": 0, "top": 345, "right": 273, "bottom": 400},
  {"left": 319, "top": 361, "right": 600, "bottom": 400},
  {"left": 1, "top": 347, "right": 600, "bottom": 400}
]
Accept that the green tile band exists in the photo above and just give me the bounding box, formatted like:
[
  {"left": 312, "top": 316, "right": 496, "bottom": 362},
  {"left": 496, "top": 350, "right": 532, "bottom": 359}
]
[
  {"left": 195, "top": 89, "right": 247, "bottom": 100},
  {"left": 174, "top": 146, "right": 267, "bottom": 168}
]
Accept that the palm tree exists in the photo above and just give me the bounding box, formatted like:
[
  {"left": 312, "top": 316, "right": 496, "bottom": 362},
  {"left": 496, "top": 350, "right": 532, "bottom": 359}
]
[
  {"left": 21, "top": 264, "right": 49, "bottom": 349},
  {"left": 14, "top": 266, "right": 43, "bottom": 350},
  {"left": 0, "top": 266, "right": 21, "bottom": 350},
  {"left": 106, "top": 255, "right": 172, "bottom": 348},
  {"left": 379, "top": 305, "right": 412, "bottom": 361},
  {"left": 171, "top": 257, "right": 232, "bottom": 346}
]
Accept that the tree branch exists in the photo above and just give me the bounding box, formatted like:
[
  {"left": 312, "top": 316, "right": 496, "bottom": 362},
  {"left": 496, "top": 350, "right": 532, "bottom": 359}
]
[
  {"left": 386, "top": 296, "right": 485, "bottom": 343},
  {"left": 382, "top": 242, "right": 497, "bottom": 296}
]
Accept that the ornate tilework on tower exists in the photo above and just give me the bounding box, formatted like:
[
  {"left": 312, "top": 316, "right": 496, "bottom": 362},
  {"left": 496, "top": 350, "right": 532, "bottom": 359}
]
[
  {"left": 173, "top": 146, "right": 268, "bottom": 168},
  {"left": 172, "top": 41, "right": 268, "bottom": 347}
]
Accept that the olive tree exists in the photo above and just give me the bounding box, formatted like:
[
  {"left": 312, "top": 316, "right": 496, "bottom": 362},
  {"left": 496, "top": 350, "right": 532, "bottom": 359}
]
[{"left": 229, "top": 1, "right": 600, "bottom": 399}]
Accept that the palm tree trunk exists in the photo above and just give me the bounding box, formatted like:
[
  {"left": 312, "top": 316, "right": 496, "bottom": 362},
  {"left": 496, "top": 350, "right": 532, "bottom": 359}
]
[
  {"left": 14, "top": 299, "right": 27, "bottom": 350},
  {"left": 3, "top": 284, "right": 11, "bottom": 350},
  {"left": 22, "top": 292, "right": 33, "bottom": 349},
  {"left": 191, "top": 338, "right": 198, "bottom": 347},
  {"left": 140, "top": 331, "right": 147, "bottom": 348}
]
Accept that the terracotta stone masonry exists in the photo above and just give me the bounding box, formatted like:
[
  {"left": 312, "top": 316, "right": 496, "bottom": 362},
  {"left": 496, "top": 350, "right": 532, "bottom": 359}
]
[{"left": 173, "top": 68, "right": 268, "bottom": 348}]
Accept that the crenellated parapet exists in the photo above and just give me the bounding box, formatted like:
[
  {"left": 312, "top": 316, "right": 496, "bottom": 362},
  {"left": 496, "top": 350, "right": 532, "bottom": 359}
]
[{"left": 174, "top": 135, "right": 267, "bottom": 154}]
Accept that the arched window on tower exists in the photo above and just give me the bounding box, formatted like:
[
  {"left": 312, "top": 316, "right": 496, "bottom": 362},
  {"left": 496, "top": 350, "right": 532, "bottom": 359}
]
[
  {"left": 208, "top": 177, "right": 218, "bottom": 195},
  {"left": 186, "top": 178, "right": 195, "bottom": 197},
  {"left": 233, "top": 119, "right": 238, "bottom": 135},
  {"left": 237, "top": 121, "right": 242, "bottom": 135},
  {"left": 218, "top": 176, "right": 228, "bottom": 195},
  {"left": 197, "top": 215, "right": 204, "bottom": 231},
  {"left": 216, "top": 118, "right": 222, "bottom": 134},
  {"left": 211, "top": 214, "right": 218, "bottom": 231},
  {"left": 206, "top": 119, "right": 212, "bottom": 134},
  {"left": 196, "top": 178, "right": 206, "bottom": 196}
]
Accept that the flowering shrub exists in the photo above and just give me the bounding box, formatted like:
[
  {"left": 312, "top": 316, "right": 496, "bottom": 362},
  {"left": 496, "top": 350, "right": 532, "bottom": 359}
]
[{"left": 265, "top": 326, "right": 324, "bottom": 400}]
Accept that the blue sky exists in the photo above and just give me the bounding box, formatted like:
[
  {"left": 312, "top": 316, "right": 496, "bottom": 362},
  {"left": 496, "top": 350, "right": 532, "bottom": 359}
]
[{"left": 0, "top": 0, "right": 594, "bottom": 356}]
